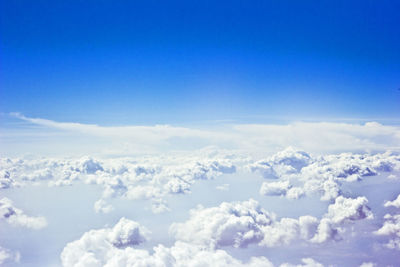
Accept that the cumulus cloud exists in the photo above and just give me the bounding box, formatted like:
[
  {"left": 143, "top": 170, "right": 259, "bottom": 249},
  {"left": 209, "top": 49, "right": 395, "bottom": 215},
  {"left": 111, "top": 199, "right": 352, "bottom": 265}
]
[
  {"left": 61, "top": 217, "right": 150, "bottom": 266},
  {"left": 62, "top": 241, "right": 276, "bottom": 267},
  {"left": 251, "top": 148, "right": 400, "bottom": 201},
  {"left": 94, "top": 199, "right": 114, "bottom": 214},
  {"left": 169, "top": 199, "right": 272, "bottom": 248},
  {"left": 0, "top": 151, "right": 238, "bottom": 214},
  {"left": 0, "top": 246, "right": 20, "bottom": 265},
  {"left": 359, "top": 263, "right": 376, "bottom": 267},
  {"left": 259, "top": 181, "right": 291, "bottom": 196},
  {"left": 325, "top": 196, "right": 373, "bottom": 224},
  {"left": 384, "top": 194, "right": 400, "bottom": 208},
  {"left": 259, "top": 181, "right": 305, "bottom": 199},
  {"left": 249, "top": 147, "right": 312, "bottom": 179},
  {"left": 170, "top": 197, "right": 373, "bottom": 248},
  {"left": 0, "top": 169, "right": 17, "bottom": 189},
  {"left": 0, "top": 197, "right": 47, "bottom": 229},
  {"left": 374, "top": 214, "right": 400, "bottom": 250},
  {"left": 311, "top": 196, "right": 373, "bottom": 243},
  {"left": 61, "top": 218, "right": 274, "bottom": 267}
]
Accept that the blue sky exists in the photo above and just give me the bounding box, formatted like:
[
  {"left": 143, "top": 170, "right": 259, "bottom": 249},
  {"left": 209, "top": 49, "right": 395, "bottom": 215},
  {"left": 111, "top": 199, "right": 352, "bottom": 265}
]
[{"left": 1, "top": 0, "right": 399, "bottom": 125}]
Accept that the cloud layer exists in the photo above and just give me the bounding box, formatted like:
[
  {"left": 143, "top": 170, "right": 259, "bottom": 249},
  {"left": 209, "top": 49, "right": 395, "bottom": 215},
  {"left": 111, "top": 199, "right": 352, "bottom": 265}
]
[{"left": 3, "top": 113, "right": 400, "bottom": 156}]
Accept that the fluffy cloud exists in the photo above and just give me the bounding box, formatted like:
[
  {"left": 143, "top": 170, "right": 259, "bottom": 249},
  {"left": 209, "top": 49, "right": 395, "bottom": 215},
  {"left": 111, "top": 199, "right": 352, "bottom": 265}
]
[
  {"left": 374, "top": 214, "right": 400, "bottom": 250},
  {"left": 170, "top": 199, "right": 273, "bottom": 248},
  {"left": 324, "top": 196, "right": 373, "bottom": 224},
  {"left": 170, "top": 197, "right": 373, "bottom": 248},
  {"left": 259, "top": 181, "right": 305, "bottom": 199},
  {"left": 61, "top": 218, "right": 274, "bottom": 267},
  {"left": 61, "top": 217, "right": 150, "bottom": 266},
  {"left": 311, "top": 196, "right": 373, "bottom": 243},
  {"left": 384, "top": 194, "right": 400, "bottom": 208},
  {"left": 94, "top": 199, "right": 114, "bottom": 214},
  {"left": 249, "top": 148, "right": 312, "bottom": 179},
  {"left": 0, "top": 246, "right": 20, "bottom": 265},
  {"left": 2, "top": 147, "right": 399, "bottom": 216},
  {"left": 0, "top": 197, "right": 47, "bottom": 229},
  {"left": 250, "top": 149, "right": 400, "bottom": 201},
  {"left": 0, "top": 151, "right": 238, "bottom": 214},
  {"left": 0, "top": 170, "right": 17, "bottom": 189},
  {"left": 259, "top": 181, "right": 291, "bottom": 196}
]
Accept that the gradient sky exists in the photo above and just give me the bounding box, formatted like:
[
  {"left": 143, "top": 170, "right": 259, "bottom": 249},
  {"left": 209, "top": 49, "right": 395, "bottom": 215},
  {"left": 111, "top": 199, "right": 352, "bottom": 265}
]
[{"left": 1, "top": 0, "right": 399, "bottom": 125}]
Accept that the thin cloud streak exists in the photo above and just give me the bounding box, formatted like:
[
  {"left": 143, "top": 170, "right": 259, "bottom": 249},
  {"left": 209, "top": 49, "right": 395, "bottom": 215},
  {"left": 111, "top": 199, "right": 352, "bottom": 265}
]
[{"left": 6, "top": 113, "right": 400, "bottom": 156}]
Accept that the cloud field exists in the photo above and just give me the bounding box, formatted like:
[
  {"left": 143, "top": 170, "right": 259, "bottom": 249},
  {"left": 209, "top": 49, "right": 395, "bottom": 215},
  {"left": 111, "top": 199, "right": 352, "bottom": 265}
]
[{"left": 1, "top": 115, "right": 400, "bottom": 266}]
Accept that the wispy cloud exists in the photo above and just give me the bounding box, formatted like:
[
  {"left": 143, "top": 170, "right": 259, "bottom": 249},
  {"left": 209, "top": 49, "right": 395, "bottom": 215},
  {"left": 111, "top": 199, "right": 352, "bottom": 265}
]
[{"left": 5, "top": 113, "right": 400, "bottom": 156}]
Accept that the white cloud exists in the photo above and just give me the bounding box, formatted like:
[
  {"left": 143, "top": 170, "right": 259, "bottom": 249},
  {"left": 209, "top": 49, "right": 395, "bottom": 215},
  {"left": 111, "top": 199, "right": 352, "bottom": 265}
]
[
  {"left": 94, "top": 199, "right": 114, "bottom": 214},
  {"left": 0, "top": 246, "right": 20, "bottom": 265},
  {"left": 280, "top": 258, "right": 324, "bottom": 267},
  {"left": 259, "top": 215, "right": 319, "bottom": 247},
  {"left": 251, "top": 149, "right": 400, "bottom": 201},
  {"left": 0, "top": 197, "right": 47, "bottom": 229},
  {"left": 170, "top": 197, "right": 373, "bottom": 248},
  {"left": 325, "top": 196, "right": 373, "bottom": 224},
  {"left": 259, "top": 181, "right": 291, "bottom": 196},
  {"left": 62, "top": 241, "right": 276, "bottom": 267},
  {"left": 384, "top": 194, "right": 400, "bottom": 208},
  {"left": 311, "top": 196, "right": 373, "bottom": 243},
  {"left": 359, "top": 263, "right": 376, "bottom": 267},
  {"left": 61, "top": 218, "right": 275, "bottom": 267},
  {"left": 0, "top": 151, "right": 238, "bottom": 214},
  {"left": 374, "top": 213, "right": 400, "bottom": 250},
  {"left": 259, "top": 180, "right": 305, "bottom": 199},
  {"left": 6, "top": 113, "right": 400, "bottom": 156},
  {"left": 249, "top": 147, "right": 312, "bottom": 179},
  {"left": 169, "top": 199, "right": 272, "bottom": 248},
  {"left": 61, "top": 217, "right": 150, "bottom": 266}
]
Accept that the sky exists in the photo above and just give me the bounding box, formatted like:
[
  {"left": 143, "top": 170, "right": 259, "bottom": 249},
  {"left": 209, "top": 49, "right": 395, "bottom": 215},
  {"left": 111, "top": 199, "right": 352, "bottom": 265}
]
[
  {"left": 2, "top": 2, "right": 400, "bottom": 267},
  {"left": 1, "top": 0, "right": 400, "bottom": 125}
]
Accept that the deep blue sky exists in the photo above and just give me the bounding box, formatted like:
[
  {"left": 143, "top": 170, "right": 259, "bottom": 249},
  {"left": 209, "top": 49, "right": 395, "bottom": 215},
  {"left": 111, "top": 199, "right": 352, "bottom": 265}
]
[{"left": 1, "top": 0, "right": 399, "bottom": 125}]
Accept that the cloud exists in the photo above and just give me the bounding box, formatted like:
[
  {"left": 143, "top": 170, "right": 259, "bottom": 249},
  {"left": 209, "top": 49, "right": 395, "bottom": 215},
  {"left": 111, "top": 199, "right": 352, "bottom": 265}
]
[
  {"left": 325, "top": 196, "right": 373, "bottom": 224},
  {"left": 259, "top": 180, "right": 305, "bottom": 199},
  {"left": 0, "top": 151, "right": 238, "bottom": 213},
  {"left": 279, "top": 258, "right": 324, "bottom": 267},
  {"left": 61, "top": 217, "right": 150, "bottom": 266},
  {"left": 94, "top": 199, "right": 114, "bottom": 214},
  {"left": 251, "top": 148, "right": 400, "bottom": 201},
  {"left": 311, "top": 196, "right": 373, "bottom": 243},
  {"left": 61, "top": 218, "right": 275, "bottom": 267},
  {"left": 5, "top": 113, "right": 400, "bottom": 156},
  {"left": 384, "top": 194, "right": 400, "bottom": 208},
  {"left": 374, "top": 214, "right": 400, "bottom": 250},
  {"left": 62, "top": 240, "right": 276, "bottom": 267},
  {"left": 170, "top": 197, "right": 373, "bottom": 248},
  {"left": 249, "top": 147, "right": 312, "bottom": 179},
  {"left": 0, "top": 246, "right": 20, "bottom": 265},
  {"left": 259, "top": 181, "right": 292, "bottom": 196},
  {"left": 169, "top": 199, "right": 272, "bottom": 248},
  {"left": 0, "top": 197, "right": 47, "bottom": 229},
  {"left": 0, "top": 169, "right": 16, "bottom": 189}
]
